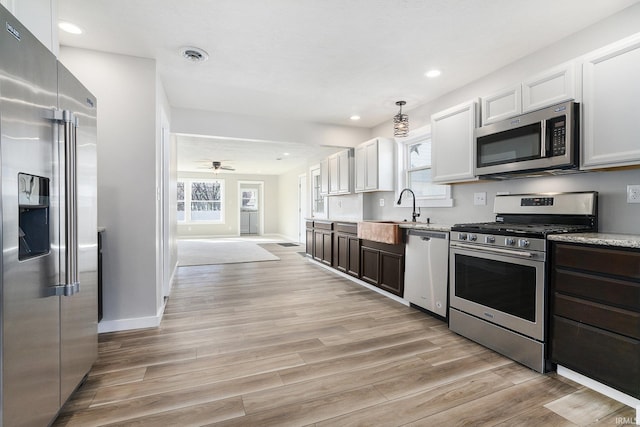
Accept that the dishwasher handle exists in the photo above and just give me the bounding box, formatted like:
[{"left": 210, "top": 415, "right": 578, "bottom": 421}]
[{"left": 407, "top": 230, "right": 448, "bottom": 240}]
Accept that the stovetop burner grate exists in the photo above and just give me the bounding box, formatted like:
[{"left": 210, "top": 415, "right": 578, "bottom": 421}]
[{"left": 451, "top": 222, "right": 593, "bottom": 236}]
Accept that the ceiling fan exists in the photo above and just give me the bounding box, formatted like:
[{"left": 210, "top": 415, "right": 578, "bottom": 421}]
[{"left": 200, "top": 161, "right": 235, "bottom": 172}]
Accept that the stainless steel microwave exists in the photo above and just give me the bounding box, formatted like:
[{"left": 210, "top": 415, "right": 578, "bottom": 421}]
[{"left": 475, "top": 101, "right": 579, "bottom": 178}]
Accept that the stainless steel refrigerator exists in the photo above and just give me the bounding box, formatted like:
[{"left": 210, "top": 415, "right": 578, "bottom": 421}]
[{"left": 1, "top": 5, "right": 98, "bottom": 426}]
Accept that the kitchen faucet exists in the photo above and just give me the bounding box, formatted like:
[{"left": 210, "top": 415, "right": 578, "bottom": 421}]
[{"left": 397, "top": 188, "right": 420, "bottom": 222}]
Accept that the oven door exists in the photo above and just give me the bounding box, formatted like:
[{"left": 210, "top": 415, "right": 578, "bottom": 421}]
[{"left": 449, "top": 243, "right": 545, "bottom": 341}]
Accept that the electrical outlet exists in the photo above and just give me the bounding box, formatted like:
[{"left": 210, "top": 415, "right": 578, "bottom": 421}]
[
  {"left": 474, "top": 192, "right": 487, "bottom": 206},
  {"left": 379, "top": 198, "right": 385, "bottom": 207},
  {"left": 627, "top": 185, "right": 640, "bottom": 203}
]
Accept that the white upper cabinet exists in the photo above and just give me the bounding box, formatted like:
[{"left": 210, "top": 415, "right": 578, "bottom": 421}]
[
  {"left": 481, "top": 86, "right": 522, "bottom": 125},
  {"left": 319, "top": 158, "right": 329, "bottom": 195},
  {"left": 431, "top": 100, "right": 479, "bottom": 184},
  {"left": 481, "top": 62, "right": 576, "bottom": 125},
  {"left": 522, "top": 62, "right": 576, "bottom": 113},
  {"left": 328, "top": 154, "right": 340, "bottom": 194},
  {"left": 327, "top": 148, "right": 353, "bottom": 195},
  {"left": 581, "top": 33, "right": 640, "bottom": 170},
  {"left": 354, "top": 138, "right": 394, "bottom": 192},
  {"left": 321, "top": 148, "right": 353, "bottom": 195}
]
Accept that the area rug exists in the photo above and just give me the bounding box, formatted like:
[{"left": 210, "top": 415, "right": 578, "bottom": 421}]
[{"left": 178, "top": 239, "right": 280, "bottom": 266}]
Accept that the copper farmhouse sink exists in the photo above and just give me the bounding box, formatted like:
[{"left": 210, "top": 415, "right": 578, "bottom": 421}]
[{"left": 357, "top": 221, "right": 403, "bottom": 245}]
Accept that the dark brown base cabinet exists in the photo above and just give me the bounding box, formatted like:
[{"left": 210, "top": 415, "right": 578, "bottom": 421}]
[
  {"left": 333, "top": 223, "right": 360, "bottom": 278},
  {"left": 360, "top": 240, "right": 404, "bottom": 297},
  {"left": 305, "top": 221, "right": 314, "bottom": 256},
  {"left": 550, "top": 242, "right": 640, "bottom": 399},
  {"left": 305, "top": 221, "right": 404, "bottom": 298},
  {"left": 310, "top": 221, "right": 333, "bottom": 266}
]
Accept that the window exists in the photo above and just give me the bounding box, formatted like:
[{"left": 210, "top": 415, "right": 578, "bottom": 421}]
[
  {"left": 241, "top": 188, "right": 258, "bottom": 211},
  {"left": 396, "top": 127, "right": 453, "bottom": 208},
  {"left": 177, "top": 182, "right": 185, "bottom": 221},
  {"left": 310, "top": 165, "right": 326, "bottom": 218},
  {"left": 177, "top": 178, "right": 225, "bottom": 223}
]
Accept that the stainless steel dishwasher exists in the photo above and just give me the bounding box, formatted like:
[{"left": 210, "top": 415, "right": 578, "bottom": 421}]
[{"left": 404, "top": 229, "right": 449, "bottom": 319}]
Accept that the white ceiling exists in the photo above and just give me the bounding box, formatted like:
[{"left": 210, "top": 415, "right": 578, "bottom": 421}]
[{"left": 57, "top": 0, "right": 638, "bottom": 174}]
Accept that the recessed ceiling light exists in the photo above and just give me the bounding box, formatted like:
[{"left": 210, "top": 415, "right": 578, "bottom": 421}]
[
  {"left": 180, "top": 46, "right": 209, "bottom": 63},
  {"left": 425, "top": 69, "right": 441, "bottom": 78},
  {"left": 350, "top": 115, "right": 361, "bottom": 121},
  {"left": 283, "top": 152, "right": 290, "bottom": 156},
  {"left": 59, "top": 21, "right": 83, "bottom": 35}
]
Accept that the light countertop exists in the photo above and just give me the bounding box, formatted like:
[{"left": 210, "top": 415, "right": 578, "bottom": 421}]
[
  {"left": 306, "top": 218, "right": 452, "bottom": 232},
  {"left": 397, "top": 222, "right": 451, "bottom": 232},
  {"left": 548, "top": 233, "right": 640, "bottom": 249}
]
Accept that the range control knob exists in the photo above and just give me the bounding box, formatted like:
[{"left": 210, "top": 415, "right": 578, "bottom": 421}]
[
  {"left": 505, "top": 237, "right": 516, "bottom": 246},
  {"left": 458, "top": 233, "right": 467, "bottom": 240},
  {"left": 485, "top": 236, "right": 496, "bottom": 244},
  {"left": 518, "top": 239, "right": 530, "bottom": 248},
  {"left": 468, "top": 234, "right": 478, "bottom": 242}
]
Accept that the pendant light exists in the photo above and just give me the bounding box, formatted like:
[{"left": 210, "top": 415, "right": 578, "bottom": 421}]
[{"left": 393, "top": 100, "right": 409, "bottom": 137}]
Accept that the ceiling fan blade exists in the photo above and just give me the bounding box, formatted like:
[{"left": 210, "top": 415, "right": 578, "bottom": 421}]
[{"left": 221, "top": 166, "right": 235, "bottom": 170}]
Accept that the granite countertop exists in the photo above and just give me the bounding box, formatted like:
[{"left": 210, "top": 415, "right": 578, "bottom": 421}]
[
  {"left": 548, "top": 233, "right": 640, "bottom": 249},
  {"left": 358, "top": 220, "right": 452, "bottom": 232},
  {"left": 397, "top": 222, "right": 451, "bottom": 232},
  {"left": 307, "top": 218, "right": 452, "bottom": 232}
]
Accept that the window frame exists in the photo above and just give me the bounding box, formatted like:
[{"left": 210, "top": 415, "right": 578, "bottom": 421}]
[
  {"left": 177, "top": 178, "right": 225, "bottom": 224},
  {"left": 395, "top": 126, "right": 453, "bottom": 208}
]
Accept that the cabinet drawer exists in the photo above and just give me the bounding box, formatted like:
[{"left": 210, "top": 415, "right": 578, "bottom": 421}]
[
  {"left": 554, "top": 243, "right": 640, "bottom": 280},
  {"left": 313, "top": 221, "right": 333, "bottom": 231},
  {"left": 335, "top": 222, "right": 357, "bottom": 234},
  {"left": 305, "top": 220, "right": 314, "bottom": 229},
  {"left": 555, "top": 294, "right": 640, "bottom": 339},
  {"left": 551, "top": 316, "right": 640, "bottom": 399},
  {"left": 554, "top": 268, "right": 640, "bottom": 311}
]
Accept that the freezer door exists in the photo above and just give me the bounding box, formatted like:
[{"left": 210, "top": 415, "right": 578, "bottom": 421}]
[
  {"left": 57, "top": 62, "right": 98, "bottom": 404},
  {"left": 1, "top": 5, "right": 61, "bottom": 426}
]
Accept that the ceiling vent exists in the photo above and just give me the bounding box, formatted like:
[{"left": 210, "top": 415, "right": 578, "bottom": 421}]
[{"left": 180, "top": 46, "right": 209, "bottom": 63}]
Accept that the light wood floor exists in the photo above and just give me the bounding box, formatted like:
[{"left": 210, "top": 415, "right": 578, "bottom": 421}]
[{"left": 54, "top": 243, "right": 636, "bottom": 426}]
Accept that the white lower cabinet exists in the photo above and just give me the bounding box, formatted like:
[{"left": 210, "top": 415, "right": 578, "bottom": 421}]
[
  {"left": 240, "top": 211, "right": 258, "bottom": 234},
  {"left": 581, "top": 33, "right": 640, "bottom": 170},
  {"left": 431, "top": 100, "right": 479, "bottom": 184}
]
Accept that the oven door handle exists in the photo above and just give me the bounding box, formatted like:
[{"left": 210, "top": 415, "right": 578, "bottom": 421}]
[{"left": 450, "top": 242, "right": 534, "bottom": 258}]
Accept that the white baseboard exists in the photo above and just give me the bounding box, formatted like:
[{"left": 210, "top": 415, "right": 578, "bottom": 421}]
[
  {"left": 557, "top": 365, "right": 639, "bottom": 423},
  {"left": 98, "top": 299, "right": 167, "bottom": 334},
  {"left": 308, "top": 257, "right": 409, "bottom": 307}
]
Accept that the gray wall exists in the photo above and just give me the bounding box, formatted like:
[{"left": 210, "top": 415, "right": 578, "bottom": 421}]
[
  {"left": 59, "top": 47, "right": 167, "bottom": 331},
  {"left": 366, "top": 3, "right": 640, "bottom": 235}
]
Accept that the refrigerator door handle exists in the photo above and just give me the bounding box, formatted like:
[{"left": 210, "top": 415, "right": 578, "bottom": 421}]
[
  {"left": 51, "top": 109, "right": 80, "bottom": 296},
  {"left": 66, "top": 110, "right": 80, "bottom": 295}
]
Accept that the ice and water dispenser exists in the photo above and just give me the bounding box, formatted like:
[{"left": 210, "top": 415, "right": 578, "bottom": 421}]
[{"left": 18, "top": 173, "right": 50, "bottom": 260}]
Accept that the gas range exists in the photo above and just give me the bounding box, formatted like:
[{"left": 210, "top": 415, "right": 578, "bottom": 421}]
[
  {"left": 448, "top": 191, "right": 598, "bottom": 372},
  {"left": 451, "top": 191, "right": 598, "bottom": 245}
]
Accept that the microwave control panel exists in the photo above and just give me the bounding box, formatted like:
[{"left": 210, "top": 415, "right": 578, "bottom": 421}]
[{"left": 550, "top": 117, "right": 566, "bottom": 156}]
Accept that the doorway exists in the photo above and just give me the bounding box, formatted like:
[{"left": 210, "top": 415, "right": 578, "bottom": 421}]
[
  {"left": 238, "top": 181, "right": 264, "bottom": 236},
  {"left": 298, "top": 173, "right": 307, "bottom": 244}
]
